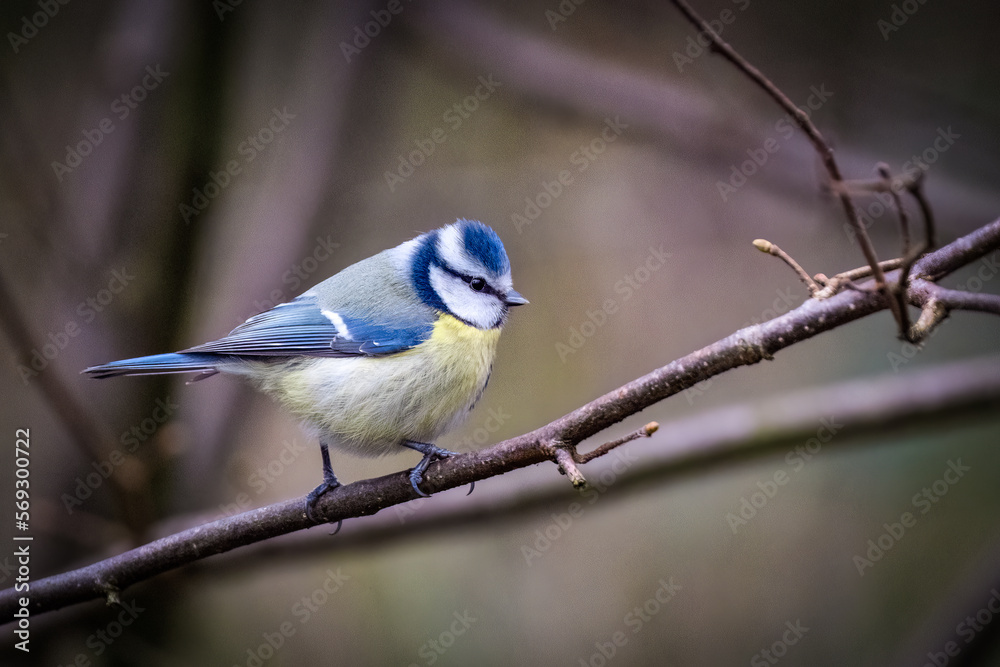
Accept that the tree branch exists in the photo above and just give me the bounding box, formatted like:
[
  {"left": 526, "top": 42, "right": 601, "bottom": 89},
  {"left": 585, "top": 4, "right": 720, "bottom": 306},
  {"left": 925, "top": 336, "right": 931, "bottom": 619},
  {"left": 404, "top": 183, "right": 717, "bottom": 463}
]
[
  {"left": 668, "top": 0, "right": 892, "bottom": 314},
  {"left": 2, "top": 219, "right": 998, "bottom": 620},
  {"left": 133, "top": 354, "right": 1000, "bottom": 580}
]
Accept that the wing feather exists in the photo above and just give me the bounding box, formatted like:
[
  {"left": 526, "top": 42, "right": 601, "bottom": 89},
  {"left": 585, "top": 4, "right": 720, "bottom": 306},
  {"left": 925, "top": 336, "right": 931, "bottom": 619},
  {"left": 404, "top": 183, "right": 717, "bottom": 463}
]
[{"left": 182, "top": 295, "right": 432, "bottom": 358}]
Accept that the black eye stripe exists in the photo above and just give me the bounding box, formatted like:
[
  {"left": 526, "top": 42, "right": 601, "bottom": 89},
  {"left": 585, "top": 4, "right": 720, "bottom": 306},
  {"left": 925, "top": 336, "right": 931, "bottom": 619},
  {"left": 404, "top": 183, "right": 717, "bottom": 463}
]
[{"left": 439, "top": 264, "right": 499, "bottom": 297}]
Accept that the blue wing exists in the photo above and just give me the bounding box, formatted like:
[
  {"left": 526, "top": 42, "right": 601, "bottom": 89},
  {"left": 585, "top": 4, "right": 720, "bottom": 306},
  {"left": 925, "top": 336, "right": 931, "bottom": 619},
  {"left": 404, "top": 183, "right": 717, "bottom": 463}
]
[{"left": 182, "top": 294, "right": 433, "bottom": 358}]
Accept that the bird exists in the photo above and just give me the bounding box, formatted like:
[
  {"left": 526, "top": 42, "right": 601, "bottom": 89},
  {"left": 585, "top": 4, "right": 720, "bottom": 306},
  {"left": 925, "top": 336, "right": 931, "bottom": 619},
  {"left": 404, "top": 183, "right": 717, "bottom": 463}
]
[{"left": 83, "top": 219, "right": 527, "bottom": 524}]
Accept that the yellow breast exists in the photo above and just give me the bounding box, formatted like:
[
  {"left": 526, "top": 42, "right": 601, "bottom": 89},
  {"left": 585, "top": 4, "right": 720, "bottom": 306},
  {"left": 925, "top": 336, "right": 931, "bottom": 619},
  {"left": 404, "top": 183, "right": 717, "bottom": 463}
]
[{"left": 261, "top": 315, "right": 502, "bottom": 456}]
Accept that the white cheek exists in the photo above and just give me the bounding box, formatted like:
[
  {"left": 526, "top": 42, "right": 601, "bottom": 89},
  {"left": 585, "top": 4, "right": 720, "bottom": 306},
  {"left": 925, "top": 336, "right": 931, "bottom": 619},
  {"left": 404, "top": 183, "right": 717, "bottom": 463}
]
[{"left": 429, "top": 267, "right": 503, "bottom": 328}]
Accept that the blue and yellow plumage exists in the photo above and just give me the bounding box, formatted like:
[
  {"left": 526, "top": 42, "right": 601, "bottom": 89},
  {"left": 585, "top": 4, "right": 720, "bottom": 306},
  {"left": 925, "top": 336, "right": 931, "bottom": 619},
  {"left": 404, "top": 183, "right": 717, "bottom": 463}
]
[{"left": 83, "top": 219, "right": 526, "bottom": 522}]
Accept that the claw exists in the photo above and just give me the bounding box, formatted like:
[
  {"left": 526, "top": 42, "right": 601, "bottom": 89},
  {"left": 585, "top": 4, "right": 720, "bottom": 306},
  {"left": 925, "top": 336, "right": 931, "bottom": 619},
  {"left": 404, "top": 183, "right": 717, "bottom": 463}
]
[
  {"left": 409, "top": 469, "right": 431, "bottom": 497},
  {"left": 401, "top": 441, "right": 459, "bottom": 496},
  {"left": 305, "top": 442, "right": 341, "bottom": 527},
  {"left": 305, "top": 480, "right": 340, "bottom": 523}
]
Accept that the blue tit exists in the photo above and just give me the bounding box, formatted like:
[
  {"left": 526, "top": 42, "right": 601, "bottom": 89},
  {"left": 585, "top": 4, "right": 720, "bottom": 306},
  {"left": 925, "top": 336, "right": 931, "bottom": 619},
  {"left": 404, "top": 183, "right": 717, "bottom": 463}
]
[{"left": 84, "top": 219, "right": 527, "bottom": 522}]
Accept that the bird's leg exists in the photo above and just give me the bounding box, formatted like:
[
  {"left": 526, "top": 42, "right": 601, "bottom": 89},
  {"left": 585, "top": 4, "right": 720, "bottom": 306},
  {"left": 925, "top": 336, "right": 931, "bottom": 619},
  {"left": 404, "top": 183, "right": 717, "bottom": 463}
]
[
  {"left": 400, "top": 441, "right": 473, "bottom": 497},
  {"left": 305, "top": 442, "right": 341, "bottom": 529}
]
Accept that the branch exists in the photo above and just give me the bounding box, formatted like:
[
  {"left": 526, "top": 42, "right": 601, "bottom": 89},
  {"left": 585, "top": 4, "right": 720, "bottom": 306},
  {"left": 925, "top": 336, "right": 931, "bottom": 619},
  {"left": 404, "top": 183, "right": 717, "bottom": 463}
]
[
  {"left": 668, "top": 0, "right": 891, "bottom": 310},
  {"left": 2, "top": 219, "right": 998, "bottom": 620},
  {"left": 136, "top": 354, "right": 1000, "bottom": 579},
  {"left": 753, "top": 239, "right": 821, "bottom": 295},
  {"left": 909, "top": 282, "right": 1000, "bottom": 316}
]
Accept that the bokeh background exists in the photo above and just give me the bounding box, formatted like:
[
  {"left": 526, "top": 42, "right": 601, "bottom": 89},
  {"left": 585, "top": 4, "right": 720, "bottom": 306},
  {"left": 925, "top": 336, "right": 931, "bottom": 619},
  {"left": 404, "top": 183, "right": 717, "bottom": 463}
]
[{"left": 2, "top": 0, "right": 999, "bottom": 665}]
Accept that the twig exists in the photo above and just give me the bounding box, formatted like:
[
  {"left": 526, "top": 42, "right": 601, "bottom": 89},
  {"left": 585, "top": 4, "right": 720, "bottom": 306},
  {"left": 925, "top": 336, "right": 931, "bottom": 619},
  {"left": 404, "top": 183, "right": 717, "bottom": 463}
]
[
  {"left": 877, "top": 163, "right": 911, "bottom": 256},
  {"left": 826, "top": 258, "right": 905, "bottom": 283},
  {"left": 552, "top": 447, "right": 587, "bottom": 488},
  {"left": 895, "top": 174, "right": 937, "bottom": 339},
  {"left": 907, "top": 170, "right": 936, "bottom": 250},
  {"left": 753, "top": 239, "right": 820, "bottom": 294},
  {"left": 909, "top": 280, "right": 1000, "bottom": 317},
  {"left": 2, "top": 219, "right": 998, "bottom": 620},
  {"left": 813, "top": 259, "right": 905, "bottom": 299},
  {"left": 668, "top": 0, "right": 892, "bottom": 323},
  {"left": 875, "top": 163, "right": 914, "bottom": 339},
  {"left": 577, "top": 422, "right": 659, "bottom": 465},
  {"left": 834, "top": 171, "right": 923, "bottom": 196},
  {"left": 908, "top": 297, "right": 949, "bottom": 343}
]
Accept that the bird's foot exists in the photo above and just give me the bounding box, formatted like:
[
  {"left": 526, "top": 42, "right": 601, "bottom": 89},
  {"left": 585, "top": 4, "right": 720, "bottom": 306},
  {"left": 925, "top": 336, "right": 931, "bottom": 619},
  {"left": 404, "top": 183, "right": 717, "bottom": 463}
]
[
  {"left": 305, "top": 479, "right": 342, "bottom": 524},
  {"left": 305, "top": 442, "right": 342, "bottom": 532},
  {"left": 401, "top": 441, "right": 472, "bottom": 497}
]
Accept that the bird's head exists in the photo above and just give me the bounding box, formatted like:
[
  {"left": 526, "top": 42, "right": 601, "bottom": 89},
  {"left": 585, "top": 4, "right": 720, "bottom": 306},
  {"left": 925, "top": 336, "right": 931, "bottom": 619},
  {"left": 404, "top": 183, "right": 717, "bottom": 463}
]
[{"left": 406, "top": 219, "right": 527, "bottom": 329}]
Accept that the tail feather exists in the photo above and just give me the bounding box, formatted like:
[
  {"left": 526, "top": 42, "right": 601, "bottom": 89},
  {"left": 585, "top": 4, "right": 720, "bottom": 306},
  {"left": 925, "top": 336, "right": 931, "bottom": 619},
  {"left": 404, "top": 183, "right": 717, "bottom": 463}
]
[{"left": 83, "top": 353, "right": 222, "bottom": 379}]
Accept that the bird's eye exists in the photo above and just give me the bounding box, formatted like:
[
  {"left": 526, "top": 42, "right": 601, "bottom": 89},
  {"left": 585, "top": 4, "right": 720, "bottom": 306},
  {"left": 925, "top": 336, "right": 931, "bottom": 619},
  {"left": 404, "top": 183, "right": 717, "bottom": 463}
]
[{"left": 469, "top": 277, "right": 487, "bottom": 292}]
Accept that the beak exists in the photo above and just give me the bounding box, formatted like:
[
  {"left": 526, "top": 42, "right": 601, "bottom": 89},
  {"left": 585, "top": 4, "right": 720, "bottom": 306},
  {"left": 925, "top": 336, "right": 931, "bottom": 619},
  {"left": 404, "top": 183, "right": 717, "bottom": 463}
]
[{"left": 504, "top": 289, "right": 529, "bottom": 306}]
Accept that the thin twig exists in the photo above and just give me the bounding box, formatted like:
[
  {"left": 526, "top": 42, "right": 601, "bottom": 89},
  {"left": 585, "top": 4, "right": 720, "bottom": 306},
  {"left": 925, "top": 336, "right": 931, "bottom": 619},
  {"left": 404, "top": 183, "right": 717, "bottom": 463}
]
[
  {"left": 875, "top": 163, "right": 914, "bottom": 339},
  {"left": 552, "top": 447, "right": 587, "bottom": 488},
  {"left": 893, "top": 171, "right": 936, "bottom": 341},
  {"left": 753, "top": 239, "right": 820, "bottom": 294},
  {"left": 813, "top": 259, "right": 904, "bottom": 299},
  {"left": 877, "top": 163, "right": 911, "bottom": 256},
  {"left": 578, "top": 422, "right": 659, "bottom": 464},
  {"left": 907, "top": 171, "right": 936, "bottom": 250},
  {"left": 668, "top": 0, "right": 893, "bottom": 324},
  {"left": 1, "top": 219, "right": 997, "bottom": 620},
  {"left": 909, "top": 280, "right": 1000, "bottom": 317},
  {"left": 908, "top": 298, "right": 949, "bottom": 343},
  {"left": 833, "top": 171, "right": 922, "bottom": 196}
]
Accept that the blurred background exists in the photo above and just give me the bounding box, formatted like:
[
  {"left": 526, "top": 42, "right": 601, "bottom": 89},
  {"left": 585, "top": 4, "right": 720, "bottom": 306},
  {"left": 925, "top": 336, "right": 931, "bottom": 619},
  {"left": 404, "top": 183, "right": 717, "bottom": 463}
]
[{"left": 1, "top": 0, "right": 999, "bottom": 664}]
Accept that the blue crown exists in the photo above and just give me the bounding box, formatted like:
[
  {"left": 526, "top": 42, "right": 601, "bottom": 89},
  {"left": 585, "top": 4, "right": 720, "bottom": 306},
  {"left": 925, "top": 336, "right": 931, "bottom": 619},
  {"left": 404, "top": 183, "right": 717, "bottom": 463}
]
[{"left": 410, "top": 220, "right": 510, "bottom": 313}]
